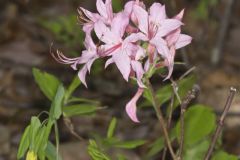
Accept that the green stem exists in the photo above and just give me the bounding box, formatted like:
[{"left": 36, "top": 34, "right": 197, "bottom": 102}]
[
  {"left": 146, "top": 79, "right": 177, "bottom": 160},
  {"left": 54, "top": 122, "right": 60, "bottom": 160}
]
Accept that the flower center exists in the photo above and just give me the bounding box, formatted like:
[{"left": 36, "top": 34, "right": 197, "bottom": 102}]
[{"left": 148, "top": 22, "right": 159, "bottom": 39}]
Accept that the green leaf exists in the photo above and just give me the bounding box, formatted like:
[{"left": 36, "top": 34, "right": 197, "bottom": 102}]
[
  {"left": 143, "top": 88, "right": 154, "bottom": 105},
  {"left": 147, "top": 129, "right": 176, "bottom": 158},
  {"left": 17, "top": 126, "right": 30, "bottom": 159},
  {"left": 88, "top": 140, "right": 111, "bottom": 160},
  {"left": 35, "top": 126, "right": 47, "bottom": 153},
  {"left": 112, "top": 140, "right": 145, "bottom": 149},
  {"left": 107, "top": 118, "right": 117, "bottom": 138},
  {"left": 172, "top": 75, "right": 196, "bottom": 108},
  {"left": 63, "top": 104, "right": 99, "bottom": 117},
  {"left": 183, "top": 140, "right": 210, "bottom": 160},
  {"left": 117, "top": 154, "right": 127, "bottom": 160},
  {"left": 29, "top": 117, "right": 41, "bottom": 151},
  {"left": 64, "top": 76, "right": 81, "bottom": 103},
  {"left": 49, "top": 84, "right": 65, "bottom": 120},
  {"left": 142, "top": 75, "right": 196, "bottom": 108},
  {"left": 32, "top": 68, "right": 60, "bottom": 100},
  {"left": 38, "top": 121, "right": 54, "bottom": 160},
  {"left": 67, "top": 97, "right": 100, "bottom": 105},
  {"left": 176, "top": 104, "right": 216, "bottom": 147},
  {"left": 45, "top": 142, "right": 63, "bottom": 160},
  {"left": 147, "top": 137, "right": 164, "bottom": 158},
  {"left": 155, "top": 84, "right": 173, "bottom": 106},
  {"left": 212, "top": 151, "right": 238, "bottom": 160}
]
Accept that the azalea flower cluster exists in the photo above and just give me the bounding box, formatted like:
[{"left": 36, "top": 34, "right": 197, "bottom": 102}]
[{"left": 53, "top": 0, "right": 192, "bottom": 122}]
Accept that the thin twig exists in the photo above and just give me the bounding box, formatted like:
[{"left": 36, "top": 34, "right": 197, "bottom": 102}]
[
  {"left": 167, "top": 94, "right": 175, "bottom": 131},
  {"left": 170, "top": 79, "right": 182, "bottom": 105},
  {"left": 204, "top": 87, "right": 237, "bottom": 160},
  {"left": 179, "top": 85, "right": 200, "bottom": 159},
  {"left": 146, "top": 79, "right": 177, "bottom": 160},
  {"left": 179, "top": 66, "right": 196, "bottom": 81}
]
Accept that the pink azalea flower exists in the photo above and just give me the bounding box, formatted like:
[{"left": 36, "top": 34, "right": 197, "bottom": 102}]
[
  {"left": 132, "top": 3, "right": 183, "bottom": 78},
  {"left": 53, "top": 0, "right": 192, "bottom": 123},
  {"left": 124, "top": 0, "right": 145, "bottom": 24},
  {"left": 133, "top": 3, "right": 182, "bottom": 44},
  {"left": 78, "top": 0, "right": 113, "bottom": 35},
  {"left": 94, "top": 11, "right": 147, "bottom": 86},
  {"left": 51, "top": 35, "right": 98, "bottom": 87},
  {"left": 164, "top": 10, "right": 192, "bottom": 79}
]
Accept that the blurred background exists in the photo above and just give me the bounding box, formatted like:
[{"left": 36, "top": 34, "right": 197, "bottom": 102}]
[{"left": 0, "top": 0, "right": 240, "bottom": 159}]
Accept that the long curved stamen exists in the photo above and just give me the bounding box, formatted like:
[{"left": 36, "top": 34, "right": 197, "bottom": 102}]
[
  {"left": 57, "top": 51, "right": 79, "bottom": 61},
  {"left": 77, "top": 8, "right": 92, "bottom": 25},
  {"left": 50, "top": 46, "right": 79, "bottom": 65}
]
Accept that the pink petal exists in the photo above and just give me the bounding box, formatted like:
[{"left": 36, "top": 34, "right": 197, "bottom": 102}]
[
  {"left": 124, "top": 32, "right": 148, "bottom": 44},
  {"left": 96, "top": 0, "right": 108, "bottom": 18},
  {"left": 70, "top": 51, "right": 97, "bottom": 70},
  {"left": 123, "top": 42, "right": 138, "bottom": 57},
  {"left": 136, "top": 0, "right": 146, "bottom": 9},
  {"left": 86, "top": 57, "right": 97, "bottom": 73},
  {"left": 150, "top": 35, "right": 169, "bottom": 59},
  {"left": 124, "top": 1, "right": 134, "bottom": 16},
  {"left": 125, "top": 88, "right": 144, "bottom": 123},
  {"left": 144, "top": 59, "right": 150, "bottom": 71},
  {"left": 164, "top": 46, "right": 175, "bottom": 80},
  {"left": 135, "top": 46, "right": 146, "bottom": 61},
  {"left": 84, "top": 35, "right": 96, "bottom": 50},
  {"left": 105, "top": 57, "right": 114, "bottom": 68},
  {"left": 174, "top": 9, "right": 185, "bottom": 21},
  {"left": 133, "top": 5, "right": 149, "bottom": 35},
  {"left": 149, "top": 3, "right": 166, "bottom": 23},
  {"left": 94, "top": 21, "right": 119, "bottom": 43},
  {"left": 76, "top": 50, "right": 96, "bottom": 64},
  {"left": 83, "top": 24, "right": 94, "bottom": 35},
  {"left": 157, "top": 19, "right": 183, "bottom": 37},
  {"left": 131, "top": 60, "right": 145, "bottom": 88},
  {"left": 105, "top": 0, "right": 113, "bottom": 20},
  {"left": 166, "top": 28, "right": 181, "bottom": 46},
  {"left": 94, "top": 20, "right": 109, "bottom": 40},
  {"left": 124, "top": 1, "right": 146, "bottom": 22},
  {"left": 111, "top": 12, "right": 129, "bottom": 39},
  {"left": 78, "top": 65, "right": 88, "bottom": 87},
  {"left": 175, "top": 34, "right": 192, "bottom": 49},
  {"left": 71, "top": 61, "right": 79, "bottom": 70},
  {"left": 112, "top": 50, "right": 131, "bottom": 81}
]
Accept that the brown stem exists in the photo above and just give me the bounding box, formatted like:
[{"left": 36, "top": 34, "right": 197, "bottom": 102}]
[
  {"left": 146, "top": 79, "right": 177, "bottom": 160},
  {"left": 204, "top": 87, "right": 237, "bottom": 160},
  {"left": 162, "top": 94, "right": 175, "bottom": 160},
  {"left": 179, "top": 85, "right": 200, "bottom": 159},
  {"left": 64, "top": 117, "right": 84, "bottom": 141}
]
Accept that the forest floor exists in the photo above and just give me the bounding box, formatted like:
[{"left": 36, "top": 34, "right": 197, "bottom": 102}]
[{"left": 0, "top": 0, "right": 240, "bottom": 159}]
